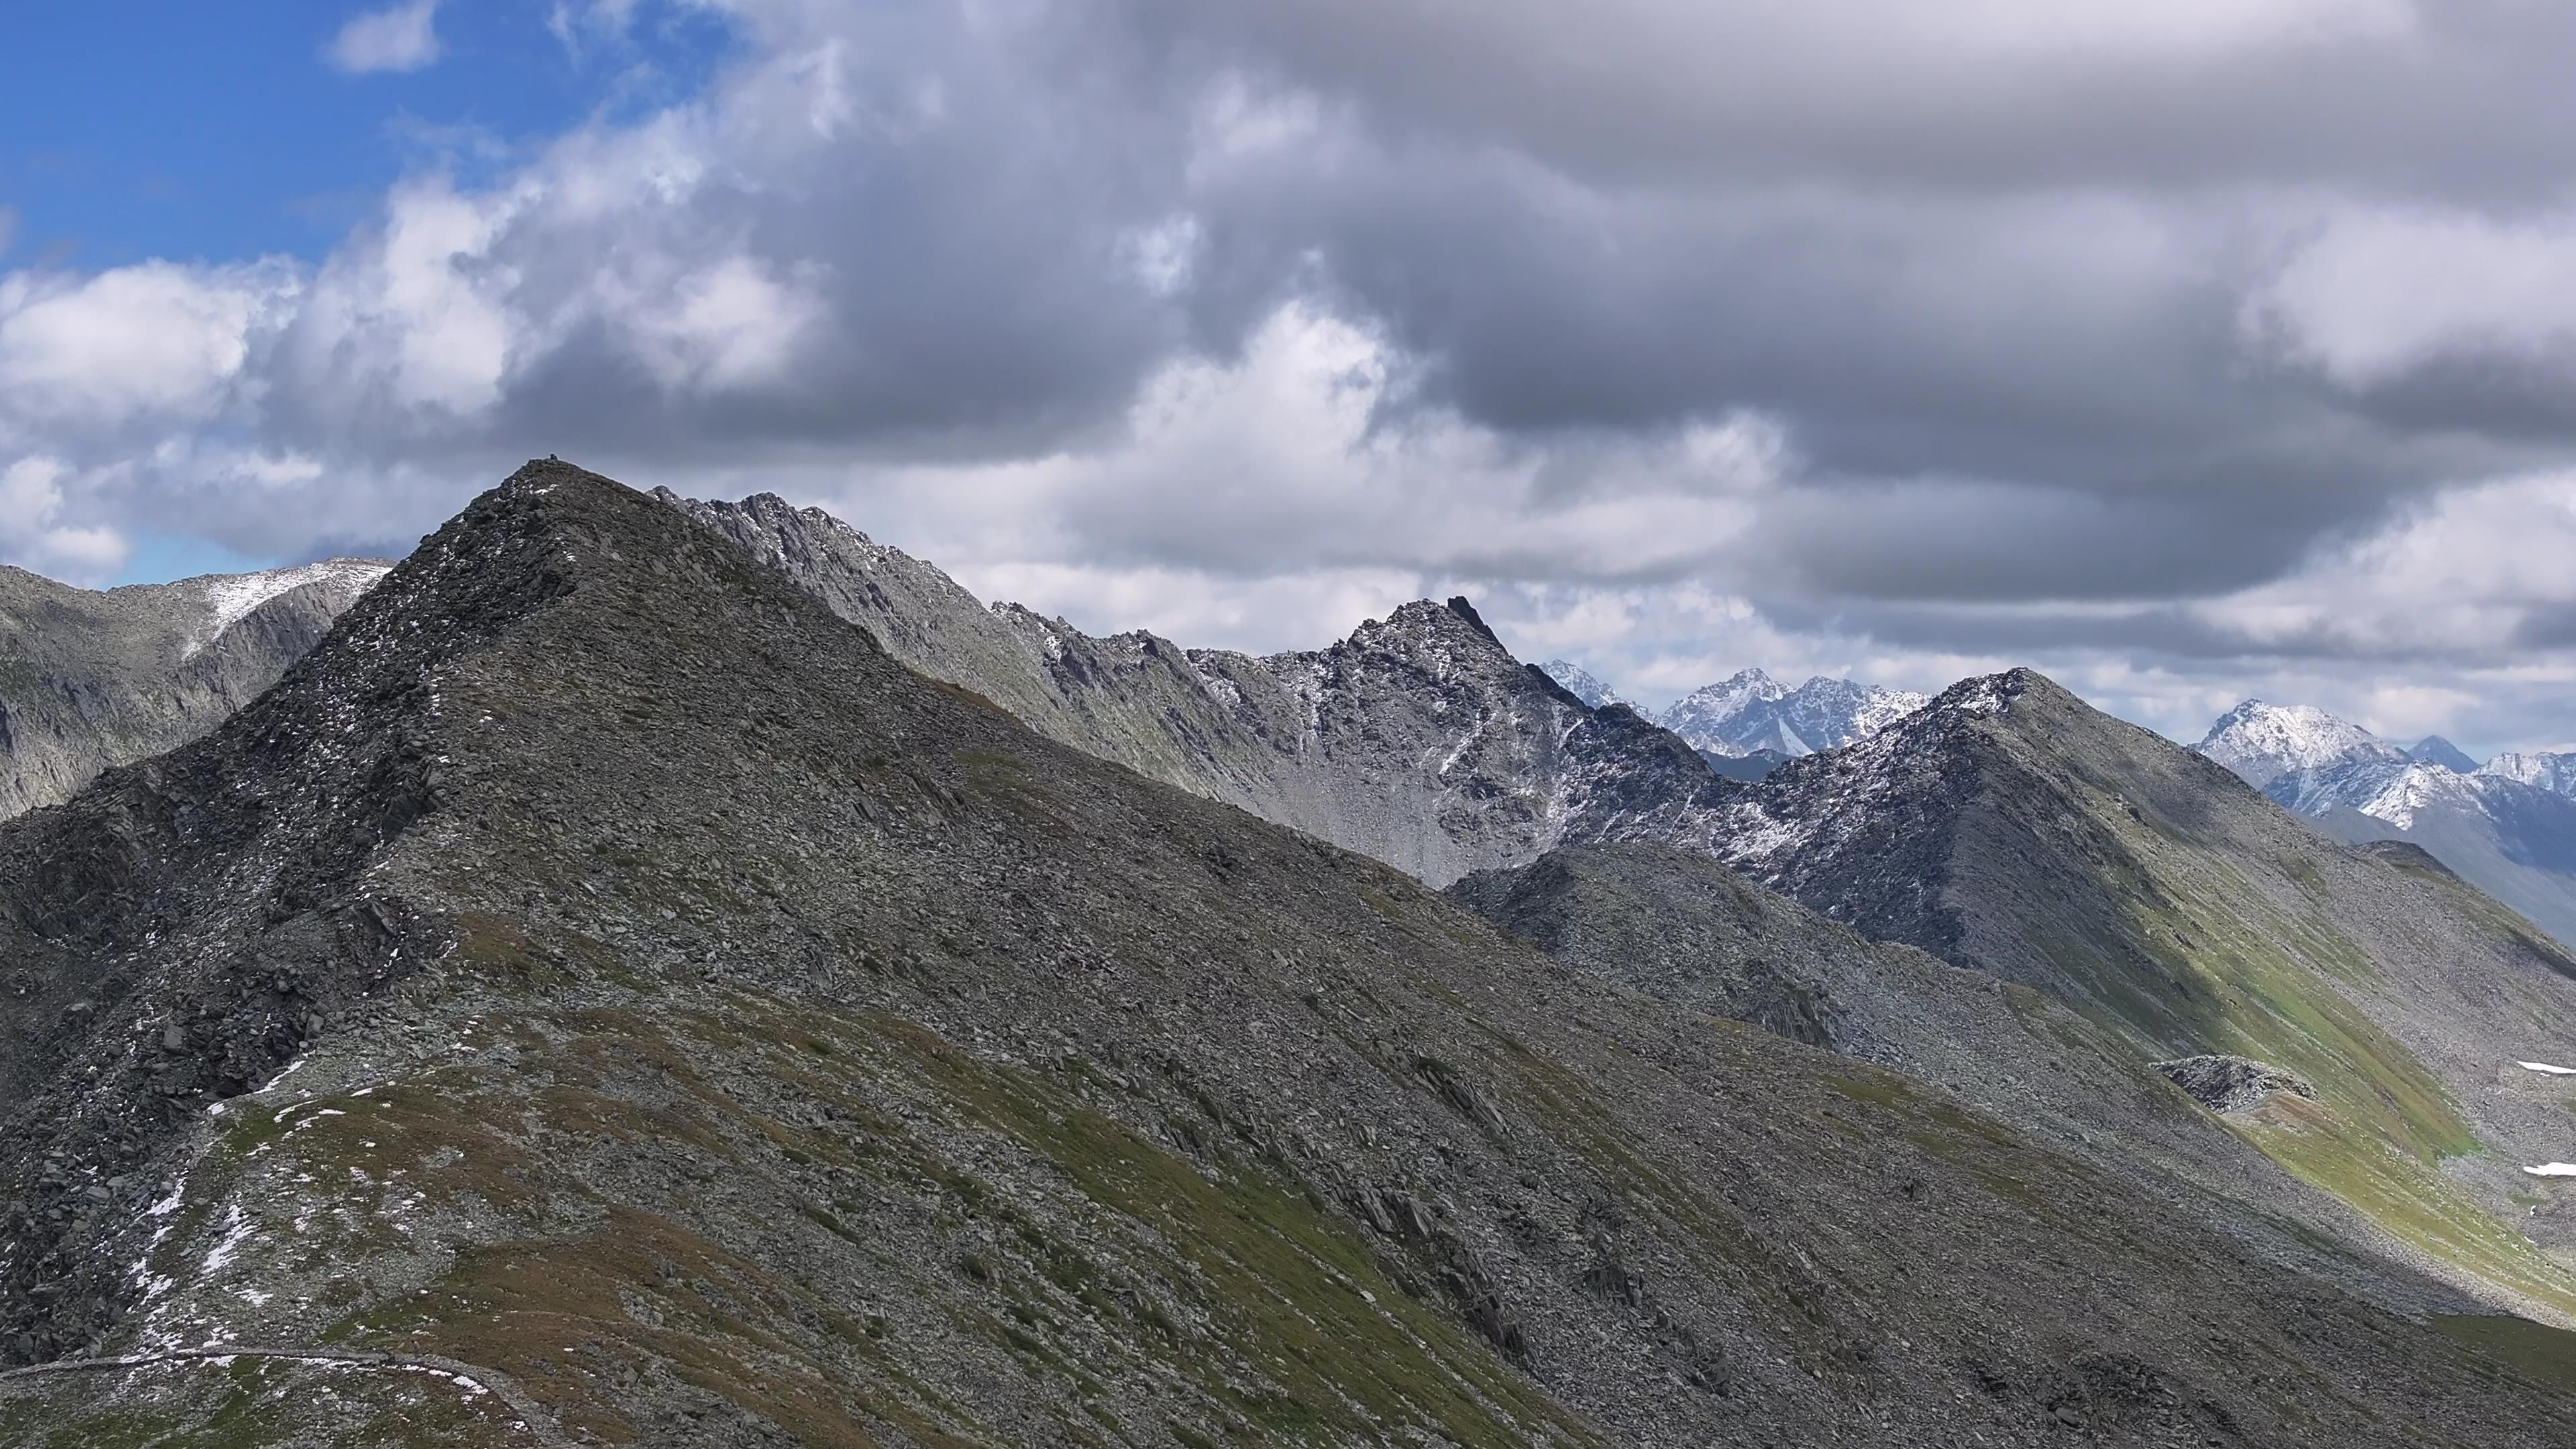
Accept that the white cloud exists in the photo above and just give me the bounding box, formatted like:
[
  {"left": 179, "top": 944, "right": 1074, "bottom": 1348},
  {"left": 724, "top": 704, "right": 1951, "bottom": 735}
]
[
  {"left": 2247, "top": 207, "right": 2576, "bottom": 386},
  {"left": 327, "top": 0, "right": 443, "bottom": 75},
  {"left": 619, "top": 255, "right": 828, "bottom": 393},
  {"left": 0, "top": 262, "right": 296, "bottom": 429},
  {"left": 277, "top": 178, "right": 522, "bottom": 422},
  {"left": 0, "top": 456, "right": 128, "bottom": 581}
]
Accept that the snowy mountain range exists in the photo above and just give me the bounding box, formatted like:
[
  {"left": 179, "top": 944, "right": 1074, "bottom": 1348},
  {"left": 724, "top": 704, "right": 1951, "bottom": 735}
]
[
  {"left": 1657, "top": 668, "right": 1928, "bottom": 759},
  {"left": 2196, "top": 700, "right": 2576, "bottom": 949}
]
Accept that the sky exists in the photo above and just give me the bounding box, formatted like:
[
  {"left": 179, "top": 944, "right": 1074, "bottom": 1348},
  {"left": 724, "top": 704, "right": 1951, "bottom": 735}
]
[{"left": 5, "top": 1, "right": 2576, "bottom": 755}]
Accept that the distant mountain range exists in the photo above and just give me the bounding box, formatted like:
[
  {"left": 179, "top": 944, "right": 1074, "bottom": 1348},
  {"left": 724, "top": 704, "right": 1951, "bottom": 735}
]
[
  {"left": 1538, "top": 661, "right": 1927, "bottom": 780},
  {"left": 1537, "top": 658, "right": 1622, "bottom": 708},
  {"left": 2196, "top": 701, "right": 2576, "bottom": 951}
]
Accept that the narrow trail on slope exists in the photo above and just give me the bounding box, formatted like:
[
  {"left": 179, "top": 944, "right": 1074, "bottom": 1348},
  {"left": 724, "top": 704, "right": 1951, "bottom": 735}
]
[{"left": 0, "top": 1343, "right": 574, "bottom": 1446}]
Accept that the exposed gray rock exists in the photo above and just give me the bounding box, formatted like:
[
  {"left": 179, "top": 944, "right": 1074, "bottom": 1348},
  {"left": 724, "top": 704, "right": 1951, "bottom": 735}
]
[
  {"left": 2154, "top": 1055, "right": 2318, "bottom": 1115},
  {"left": 657, "top": 489, "right": 1743, "bottom": 885},
  {"left": 0, "top": 559, "right": 388, "bottom": 820}
]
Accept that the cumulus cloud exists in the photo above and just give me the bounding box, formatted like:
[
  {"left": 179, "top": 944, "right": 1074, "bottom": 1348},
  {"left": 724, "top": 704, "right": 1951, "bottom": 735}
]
[
  {"left": 326, "top": 0, "right": 443, "bottom": 75},
  {"left": 0, "top": 262, "right": 296, "bottom": 429},
  {"left": 0, "top": 458, "right": 127, "bottom": 582}
]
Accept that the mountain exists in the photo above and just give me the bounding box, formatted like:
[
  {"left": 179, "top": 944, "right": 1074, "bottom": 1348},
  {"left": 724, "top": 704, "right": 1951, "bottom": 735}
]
[
  {"left": 3, "top": 460, "right": 2571, "bottom": 1446},
  {"left": 2196, "top": 699, "right": 2405, "bottom": 796},
  {"left": 1443, "top": 842, "right": 2481, "bottom": 1311},
  {"left": 2197, "top": 700, "right": 2576, "bottom": 950},
  {"left": 1715, "top": 669, "right": 2576, "bottom": 1320},
  {"left": 1538, "top": 659, "right": 1622, "bottom": 708},
  {"left": 659, "top": 490, "right": 1741, "bottom": 886},
  {"left": 2486, "top": 750, "right": 2576, "bottom": 798},
  {"left": 0, "top": 559, "right": 388, "bottom": 820},
  {"left": 2410, "top": 735, "right": 2482, "bottom": 773},
  {"left": 1658, "top": 669, "right": 1926, "bottom": 759}
]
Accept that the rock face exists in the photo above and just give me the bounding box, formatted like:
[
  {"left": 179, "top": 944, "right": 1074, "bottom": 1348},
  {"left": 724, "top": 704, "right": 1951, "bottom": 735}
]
[
  {"left": 5, "top": 462, "right": 2572, "bottom": 1445},
  {"left": 0, "top": 559, "right": 389, "bottom": 820},
  {"left": 1713, "top": 668, "right": 2576, "bottom": 1317},
  {"left": 2196, "top": 700, "right": 2576, "bottom": 951},
  {"left": 659, "top": 490, "right": 1742, "bottom": 885},
  {"left": 2485, "top": 750, "right": 2576, "bottom": 798},
  {"left": 2153, "top": 1056, "right": 2318, "bottom": 1116},
  {"left": 1658, "top": 668, "right": 1925, "bottom": 759}
]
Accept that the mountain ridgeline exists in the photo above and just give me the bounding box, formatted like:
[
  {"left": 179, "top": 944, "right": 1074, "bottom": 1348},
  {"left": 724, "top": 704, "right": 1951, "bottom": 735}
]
[
  {"left": 0, "top": 464, "right": 2573, "bottom": 1446},
  {"left": 0, "top": 560, "right": 389, "bottom": 819},
  {"left": 658, "top": 490, "right": 1741, "bottom": 887}
]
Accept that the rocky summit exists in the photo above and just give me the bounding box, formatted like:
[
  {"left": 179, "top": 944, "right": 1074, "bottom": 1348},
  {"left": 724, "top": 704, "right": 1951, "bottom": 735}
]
[
  {"left": 2, "top": 464, "right": 2575, "bottom": 1447},
  {"left": 1715, "top": 668, "right": 2576, "bottom": 1320}
]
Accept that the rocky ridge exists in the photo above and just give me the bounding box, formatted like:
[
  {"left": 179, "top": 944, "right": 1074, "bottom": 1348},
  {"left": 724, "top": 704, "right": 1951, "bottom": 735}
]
[
  {"left": 4, "top": 463, "right": 2573, "bottom": 1444},
  {"left": 0, "top": 560, "right": 388, "bottom": 820},
  {"left": 1711, "top": 668, "right": 2576, "bottom": 1319},
  {"left": 658, "top": 490, "right": 1743, "bottom": 885}
]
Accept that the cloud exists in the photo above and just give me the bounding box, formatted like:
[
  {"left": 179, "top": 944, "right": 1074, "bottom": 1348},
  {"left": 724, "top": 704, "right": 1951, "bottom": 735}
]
[
  {"left": 2247, "top": 205, "right": 2576, "bottom": 388},
  {"left": 326, "top": 0, "right": 443, "bottom": 76},
  {"left": 0, "top": 457, "right": 128, "bottom": 582},
  {"left": 0, "top": 262, "right": 297, "bottom": 429},
  {"left": 9, "top": 0, "right": 2576, "bottom": 755}
]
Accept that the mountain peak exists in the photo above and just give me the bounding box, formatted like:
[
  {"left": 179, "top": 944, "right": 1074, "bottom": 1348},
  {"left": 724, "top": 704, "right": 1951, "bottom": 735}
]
[
  {"left": 2194, "top": 698, "right": 2401, "bottom": 787},
  {"left": 1539, "top": 659, "right": 1623, "bottom": 708},
  {"left": 2406, "top": 735, "right": 2481, "bottom": 773},
  {"left": 1659, "top": 667, "right": 1926, "bottom": 758}
]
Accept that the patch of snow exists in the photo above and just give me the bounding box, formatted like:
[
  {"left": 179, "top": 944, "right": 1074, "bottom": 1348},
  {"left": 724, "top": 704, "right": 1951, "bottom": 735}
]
[
  {"left": 201, "top": 1203, "right": 256, "bottom": 1275},
  {"left": 2524, "top": 1163, "right": 2576, "bottom": 1177},
  {"left": 2518, "top": 1061, "right": 2576, "bottom": 1076},
  {"left": 185, "top": 561, "right": 391, "bottom": 659}
]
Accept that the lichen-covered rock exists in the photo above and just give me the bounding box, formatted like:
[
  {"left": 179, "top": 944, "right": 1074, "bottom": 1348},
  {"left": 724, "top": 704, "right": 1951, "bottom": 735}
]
[{"left": 2154, "top": 1055, "right": 2318, "bottom": 1115}]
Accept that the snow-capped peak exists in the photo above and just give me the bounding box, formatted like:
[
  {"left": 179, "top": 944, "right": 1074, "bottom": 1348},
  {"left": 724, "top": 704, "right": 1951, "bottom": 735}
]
[
  {"left": 1540, "top": 659, "right": 1623, "bottom": 709},
  {"left": 2195, "top": 700, "right": 2402, "bottom": 788},
  {"left": 2481, "top": 751, "right": 2576, "bottom": 800},
  {"left": 1658, "top": 669, "right": 1927, "bottom": 759}
]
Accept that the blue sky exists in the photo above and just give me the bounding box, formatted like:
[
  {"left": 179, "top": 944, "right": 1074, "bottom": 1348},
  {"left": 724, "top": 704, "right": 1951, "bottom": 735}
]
[
  {"left": 0, "top": 3, "right": 732, "bottom": 273},
  {"left": 2, "top": 2, "right": 737, "bottom": 583}
]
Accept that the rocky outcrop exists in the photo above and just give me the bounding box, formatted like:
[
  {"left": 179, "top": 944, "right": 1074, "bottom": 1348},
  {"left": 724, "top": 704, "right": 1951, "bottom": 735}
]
[{"left": 2154, "top": 1056, "right": 2318, "bottom": 1115}]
